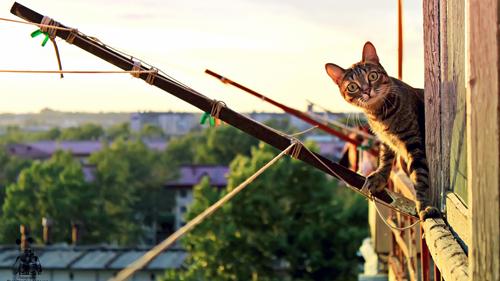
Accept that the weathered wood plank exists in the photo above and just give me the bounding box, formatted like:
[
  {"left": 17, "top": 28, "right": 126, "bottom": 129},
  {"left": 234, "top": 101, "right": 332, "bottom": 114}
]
[
  {"left": 387, "top": 218, "right": 417, "bottom": 281},
  {"left": 368, "top": 201, "right": 392, "bottom": 254},
  {"left": 423, "top": 0, "right": 442, "bottom": 209},
  {"left": 445, "top": 0, "right": 468, "bottom": 203},
  {"left": 439, "top": 0, "right": 449, "bottom": 210},
  {"left": 445, "top": 192, "right": 469, "bottom": 247},
  {"left": 422, "top": 218, "right": 468, "bottom": 281},
  {"left": 392, "top": 170, "right": 415, "bottom": 201},
  {"left": 467, "top": 0, "right": 500, "bottom": 280}
]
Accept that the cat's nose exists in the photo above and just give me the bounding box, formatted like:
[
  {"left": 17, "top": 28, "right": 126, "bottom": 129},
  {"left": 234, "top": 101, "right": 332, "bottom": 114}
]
[{"left": 368, "top": 89, "right": 375, "bottom": 97}]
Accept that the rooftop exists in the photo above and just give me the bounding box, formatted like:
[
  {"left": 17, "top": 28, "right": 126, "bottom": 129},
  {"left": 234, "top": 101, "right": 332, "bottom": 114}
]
[
  {"left": 0, "top": 245, "right": 186, "bottom": 271},
  {"left": 166, "top": 165, "right": 229, "bottom": 188},
  {"left": 7, "top": 140, "right": 168, "bottom": 159}
]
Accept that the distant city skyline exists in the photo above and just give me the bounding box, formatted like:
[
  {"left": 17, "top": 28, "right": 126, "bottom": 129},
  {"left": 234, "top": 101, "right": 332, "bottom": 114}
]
[{"left": 0, "top": 1, "right": 423, "bottom": 113}]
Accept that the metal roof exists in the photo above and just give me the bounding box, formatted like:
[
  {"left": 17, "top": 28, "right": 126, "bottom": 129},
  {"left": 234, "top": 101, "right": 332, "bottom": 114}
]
[
  {"left": 70, "top": 250, "right": 117, "bottom": 269},
  {"left": 38, "top": 250, "right": 83, "bottom": 269},
  {"left": 7, "top": 140, "right": 168, "bottom": 159},
  {"left": 166, "top": 165, "right": 228, "bottom": 187},
  {"left": 0, "top": 249, "right": 19, "bottom": 267},
  {"left": 107, "top": 250, "right": 144, "bottom": 269},
  {"left": 147, "top": 251, "right": 187, "bottom": 270},
  {"left": 0, "top": 245, "right": 186, "bottom": 271}
]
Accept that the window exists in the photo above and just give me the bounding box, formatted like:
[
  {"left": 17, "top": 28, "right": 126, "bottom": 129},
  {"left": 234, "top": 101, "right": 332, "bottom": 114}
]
[{"left": 179, "top": 189, "right": 187, "bottom": 198}]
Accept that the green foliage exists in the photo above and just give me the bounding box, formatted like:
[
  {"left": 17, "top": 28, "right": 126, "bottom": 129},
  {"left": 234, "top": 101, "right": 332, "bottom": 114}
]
[
  {"left": 264, "top": 118, "right": 298, "bottom": 134},
  {"left": 40, "top": 127, "right": 62, "bottom": 140},
  {"left": 0, "top": 126, "right": 36, "bottom": 144},
  {"left": 0, "top": 139, "right": 176, "bottom": 245},
  {"left": 0, "top": 151, "right": 102, "bottom": 244},
  {"left": 163, "top": 132, "right": 205, "bottom": 166},
  {"left": 163, "top": 126, "right": 258, "bottom": 166},
  {"left": 0, "top": 147, "right": 32, "bottom": 216},
  {"left": 140, "top": 124, "right": 165, "bottom": 140},
  {"left": 163, "top": 143, "right": 368, "bottom": 281},
  {"left": 58, "top": 123, "right": 104, "bottom": 141},
  {"left": 88, "top": 139, "right": 176, "bottom": 245},
  {"left": 106, "top": 122, "right": 132, "bottom": 140}
]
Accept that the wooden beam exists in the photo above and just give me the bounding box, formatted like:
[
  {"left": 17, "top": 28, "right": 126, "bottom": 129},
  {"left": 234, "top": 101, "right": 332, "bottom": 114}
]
[
  {"left": 445, "top": 192, "right": 469, "bottom": 247},
  {"left": 204, "top": 69, "right": 372, "bottom": 151},
  {"left": 9, "top": 2, "right": 420, "bottom": 217},
  {"left": 391, "top": 170, "right": 416, "bottom": 201},
  {"left": 422, "top": 218, "right": 468, "bottom": 281},
  {"left": 388, "top": 255, "right": 405, "bottom": 281},
  {"left": 466, "top": 0, "right": 500, "bottom": 280},
  {"left": 423, "top": 0, "right": 443, "bottom": 209},
  {"left": 387, "top": 218, "right": 417, "bottom": 281}
]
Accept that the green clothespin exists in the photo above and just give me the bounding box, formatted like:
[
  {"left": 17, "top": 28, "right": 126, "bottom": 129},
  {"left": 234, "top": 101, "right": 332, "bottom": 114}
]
[
  {"left": 200, "top": 112, "right": 216, "bottom": 127},
  {"left": 200, "top": 112, "right": 210, "bottom": 125},
  {"left": 31, "top": 29, "right": 50, "bottom": 47}
]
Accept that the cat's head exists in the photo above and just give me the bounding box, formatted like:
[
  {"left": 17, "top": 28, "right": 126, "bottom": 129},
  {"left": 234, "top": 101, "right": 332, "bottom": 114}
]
[{"left": 325, "top": 42, "right": 391, "bottom": 111}]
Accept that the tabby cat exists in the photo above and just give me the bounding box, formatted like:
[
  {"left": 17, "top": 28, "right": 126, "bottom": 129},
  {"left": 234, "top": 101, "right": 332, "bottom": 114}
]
[{"left": 325, "top": 42, "right": 440, "bottom": 220}]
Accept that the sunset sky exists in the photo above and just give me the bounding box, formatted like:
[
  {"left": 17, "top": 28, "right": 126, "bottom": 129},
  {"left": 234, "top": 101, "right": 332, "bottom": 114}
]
[{"left": 0, "top": 0, "right": 423, "bottom": 113}]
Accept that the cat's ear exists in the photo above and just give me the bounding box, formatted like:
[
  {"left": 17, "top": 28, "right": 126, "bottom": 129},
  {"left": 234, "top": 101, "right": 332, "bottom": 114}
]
[
  {"left": 325, "top": 63, "right": 345, "bottom": 85},
  {"left": 362, "top": 41, "right": 379, "bottom": 64}
]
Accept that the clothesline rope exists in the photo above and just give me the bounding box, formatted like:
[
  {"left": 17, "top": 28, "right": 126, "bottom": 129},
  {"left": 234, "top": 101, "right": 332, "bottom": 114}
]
[
  {"left": 0, "top": 69, "right": 157, "bottom": 74},
  {"left": 0, "top": 17, "right": 72, "bottom": 31},
  {"left": 373, "top": 199, "right": 421, "bottom": 231},
  {"left": 5, "top": 9, "right": 417, "bottom": 218},
  {"left": 5, "top": 7, "right": 419, "bottom": 221},
  {"left": 111, "top": 142, "right": 297, "bottom": 281},
  {"left": 0, "top": 15, "right": 193, "bottom": 90}
]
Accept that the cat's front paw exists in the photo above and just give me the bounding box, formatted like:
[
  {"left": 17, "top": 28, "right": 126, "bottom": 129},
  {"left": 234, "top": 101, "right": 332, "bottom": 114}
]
[
  {"left": 362, "top": 172, "right": 388, "bottom": 195},
  {"left": 418, "top": 206, "right": 441, "bottom": 221}
]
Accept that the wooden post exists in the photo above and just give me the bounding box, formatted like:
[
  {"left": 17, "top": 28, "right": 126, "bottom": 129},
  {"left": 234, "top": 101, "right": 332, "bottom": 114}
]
[
  {"left": 9, "top": 2, "right": 419, "bottom": 218},
  {"left": 19, "top": 224, "right": 29, "bottom": 251},
  {"left": 42, "top": 217, "right": 52, "bottom": 245},
  {"left": 423, "top": 0, "right": 443, "bottom": 209},
  {"left": 466, "top": 0, "right": 500, "bottom": 280}
]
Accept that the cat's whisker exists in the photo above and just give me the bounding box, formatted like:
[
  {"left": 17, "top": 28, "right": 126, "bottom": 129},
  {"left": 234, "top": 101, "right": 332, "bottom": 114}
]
[{"left": 346, "top": 112, "right": 353, "bottom": 128}]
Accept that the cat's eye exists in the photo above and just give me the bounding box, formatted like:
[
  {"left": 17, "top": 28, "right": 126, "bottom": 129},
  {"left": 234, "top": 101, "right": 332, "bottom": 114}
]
[
  {"left": 368, "top": 72, "right": 379, "bottom": 81},
  {"left": 346, "top": 83, "right": 359, "bottom": 93}
]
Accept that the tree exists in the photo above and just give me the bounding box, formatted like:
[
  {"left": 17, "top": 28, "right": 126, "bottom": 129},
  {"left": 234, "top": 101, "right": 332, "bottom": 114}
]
[
  {"left": 0, "top": 151, "right": 102, "bottom": 244},
  {"left": 164, "top": 143, "right": 368, "bottom": 281},
  {"left": 106, "top": 122, "right": 132, "bottom": 140},
  {"left": 88, "top": 139, "right": 176, "bottom": 245},
  {"left": 264, "top": 118, "right": 298, "bottom": 134},
  {"left": 0, "top": 126, "right": 30, "bottom": 144},
  {"left": 0, "top": 146, "right": 32, "bottom": 214},
  {"left": 201, "top": 126, "right": 259, "bottom": 164},
  {"left": 41, "top": 127, "right": 62, "bottom": 140},
  {"left": 59, "top": 123, "right": 104, "bottom": 140},
  {"left": 163, "top": 126, "right": 259, "bottom": 166},
  {"left": 140, "top": 124, "right": 165, "bottom": 140}
]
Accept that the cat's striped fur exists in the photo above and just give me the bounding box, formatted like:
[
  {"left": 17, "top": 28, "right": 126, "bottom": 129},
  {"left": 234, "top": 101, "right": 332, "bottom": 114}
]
[{"left": 325, "top": 42, "right": 440, "bottom": 220}]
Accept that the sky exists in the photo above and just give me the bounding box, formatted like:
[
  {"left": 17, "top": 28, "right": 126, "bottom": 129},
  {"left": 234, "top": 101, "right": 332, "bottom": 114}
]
[{"left": 0, "top": 0, "right": 423, "bottom": 113}]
